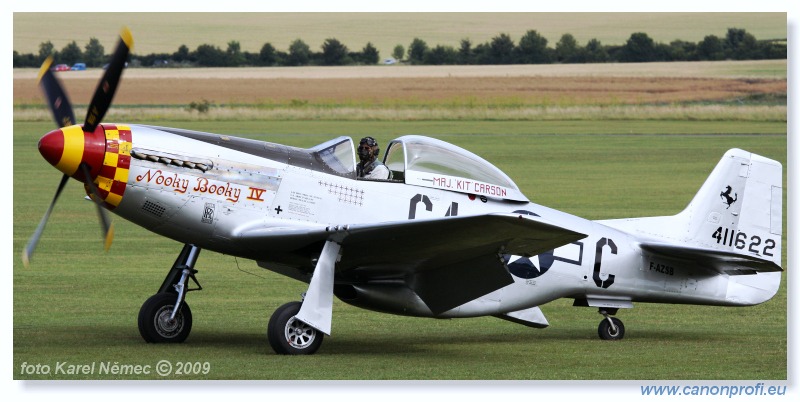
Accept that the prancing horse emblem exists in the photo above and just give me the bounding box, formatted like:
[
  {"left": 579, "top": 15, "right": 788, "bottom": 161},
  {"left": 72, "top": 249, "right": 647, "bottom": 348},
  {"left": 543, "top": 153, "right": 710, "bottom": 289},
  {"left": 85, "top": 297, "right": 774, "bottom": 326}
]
[{"left": 720, "top": 185, "right": 738, "bottom": 209}]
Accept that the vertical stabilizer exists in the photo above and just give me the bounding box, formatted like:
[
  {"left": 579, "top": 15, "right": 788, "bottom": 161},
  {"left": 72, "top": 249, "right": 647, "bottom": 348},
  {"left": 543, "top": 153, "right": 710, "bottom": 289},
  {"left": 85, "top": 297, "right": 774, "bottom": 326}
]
[
  {"left": 673, "top": 149, "right": 782, "bottom": 267},
  {"left": 600, "top": 149, "right": 783, "bottom": 304}
]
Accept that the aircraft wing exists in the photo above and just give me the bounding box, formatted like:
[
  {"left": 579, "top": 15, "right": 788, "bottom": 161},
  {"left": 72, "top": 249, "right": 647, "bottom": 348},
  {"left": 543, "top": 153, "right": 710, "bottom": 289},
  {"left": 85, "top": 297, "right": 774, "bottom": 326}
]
[
  {"left": 239, "top": 213, "right": 586, "bottom": 314},
  {"left": 639, "top": 242, "right": 782, "bottom": 276}
]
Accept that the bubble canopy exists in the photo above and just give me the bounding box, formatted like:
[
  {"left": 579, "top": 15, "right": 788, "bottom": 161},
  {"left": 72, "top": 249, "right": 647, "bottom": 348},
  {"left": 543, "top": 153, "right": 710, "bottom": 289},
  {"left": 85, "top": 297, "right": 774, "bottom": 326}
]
[{"left": 383, "top": 135, "right": 528, "bottom": 202}]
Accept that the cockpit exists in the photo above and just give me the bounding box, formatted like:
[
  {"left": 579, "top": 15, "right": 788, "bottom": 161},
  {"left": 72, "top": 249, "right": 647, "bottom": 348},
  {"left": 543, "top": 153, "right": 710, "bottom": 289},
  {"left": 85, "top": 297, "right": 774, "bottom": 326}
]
[
  {"left": 380, "top": 135, "right": 528, "bottom": 201},
  {"left": 308, "top": 135, "right": 527, "bottom": 201}
]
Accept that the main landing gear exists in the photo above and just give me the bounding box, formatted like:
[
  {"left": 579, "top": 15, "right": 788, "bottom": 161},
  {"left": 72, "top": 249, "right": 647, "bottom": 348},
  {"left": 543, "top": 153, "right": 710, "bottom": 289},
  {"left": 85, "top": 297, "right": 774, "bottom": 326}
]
[
  {"left": 266, "top": 239, "right": 341, "bottom": 355},
  {"left": 597, "top": 308, "right": 625, "bottom": 341},
  {"left": 137, "top": 240, "right": 336, "bottom": 355},
  {"left": 138, "top": 244, "right": 202, "bottom": 343},
  {"left": 267, "top": 301, "right": 324, "bottom": 355}
]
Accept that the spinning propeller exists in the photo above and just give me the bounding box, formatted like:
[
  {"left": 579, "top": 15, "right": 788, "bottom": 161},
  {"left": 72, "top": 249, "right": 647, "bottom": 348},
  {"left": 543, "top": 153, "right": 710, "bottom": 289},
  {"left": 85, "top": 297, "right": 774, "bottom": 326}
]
[{"left": 23, "top": 27, "right": 133, "bottom": 266}]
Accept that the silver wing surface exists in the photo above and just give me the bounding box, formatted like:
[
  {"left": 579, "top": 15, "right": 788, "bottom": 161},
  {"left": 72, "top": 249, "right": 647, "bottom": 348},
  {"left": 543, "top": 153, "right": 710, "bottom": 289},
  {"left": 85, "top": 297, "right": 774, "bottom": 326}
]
[{"left": 239, "top": 213, "right": 586, "bottom": 314}]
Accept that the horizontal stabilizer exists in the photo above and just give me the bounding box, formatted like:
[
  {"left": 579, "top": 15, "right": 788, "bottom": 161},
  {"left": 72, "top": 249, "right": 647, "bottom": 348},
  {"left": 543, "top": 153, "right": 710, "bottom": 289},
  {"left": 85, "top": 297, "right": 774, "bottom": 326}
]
[{"left": 640, "top": 242, "right": 782, "bottom": 276}]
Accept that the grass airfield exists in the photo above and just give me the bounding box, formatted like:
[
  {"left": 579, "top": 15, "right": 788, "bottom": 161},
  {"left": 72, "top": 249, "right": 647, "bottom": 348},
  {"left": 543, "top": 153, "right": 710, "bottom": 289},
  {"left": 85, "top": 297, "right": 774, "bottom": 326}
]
[
  {"left": 9, "top": 14, "right": 790, "bottom": 402},
  {"left": 13, "top": 118, "right": 786, "bottom": 380}
]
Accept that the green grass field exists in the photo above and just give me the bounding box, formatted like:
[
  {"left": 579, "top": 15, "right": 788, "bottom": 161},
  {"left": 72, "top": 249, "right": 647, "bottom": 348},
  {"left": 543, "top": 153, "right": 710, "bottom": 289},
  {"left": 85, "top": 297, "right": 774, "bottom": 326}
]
[{"left": 13, "top": 119, "right": 787, "bottom": 380}]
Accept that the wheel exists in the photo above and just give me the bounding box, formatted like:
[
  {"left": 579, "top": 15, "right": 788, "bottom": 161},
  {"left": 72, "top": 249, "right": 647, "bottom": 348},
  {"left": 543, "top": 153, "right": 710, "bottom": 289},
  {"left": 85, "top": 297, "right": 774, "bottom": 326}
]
[
  {"left": 598, "top": 316, "right": 625, "bottom": 340},
  {"left": 138, "top": 293, "right": 193, "bottom": 343},
  {"left": 267, "top": 301, "right": 324, "bottom": 355}
]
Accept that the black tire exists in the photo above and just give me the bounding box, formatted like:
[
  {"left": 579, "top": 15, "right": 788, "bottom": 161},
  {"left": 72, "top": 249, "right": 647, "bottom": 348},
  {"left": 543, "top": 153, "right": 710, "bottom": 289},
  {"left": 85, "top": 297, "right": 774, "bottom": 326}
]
[
  {"left": 138, "top": 293, "right": 193, "bottom": 343},
  {"left": 267, "top": 301, "right": 324, "bottom": 355},
  {"left": 598, "top": 316, "right": 625, "bottom": 340}
]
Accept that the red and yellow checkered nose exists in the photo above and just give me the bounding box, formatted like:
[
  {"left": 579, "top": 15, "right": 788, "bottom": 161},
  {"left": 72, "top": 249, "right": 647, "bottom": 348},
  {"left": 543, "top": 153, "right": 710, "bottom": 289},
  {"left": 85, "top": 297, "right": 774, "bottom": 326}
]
[
  {"left": 38, "top": 124, "right": 132, "bottom": 209},
  {"left": 38, "top": 125, "right": 106, "bottom": 180}
]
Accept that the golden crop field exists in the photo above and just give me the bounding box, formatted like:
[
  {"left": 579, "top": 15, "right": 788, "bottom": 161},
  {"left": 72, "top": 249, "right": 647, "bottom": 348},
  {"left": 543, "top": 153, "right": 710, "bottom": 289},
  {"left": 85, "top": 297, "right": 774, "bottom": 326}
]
[
  {"left": 12, "top": 12, "right": 787, "bottom": 61},
  {"left": 10, "top": 62, "right": 787, "bottom": 106},
  {"left": 12, "top": 60, "right": 787, "bottom": 124}
]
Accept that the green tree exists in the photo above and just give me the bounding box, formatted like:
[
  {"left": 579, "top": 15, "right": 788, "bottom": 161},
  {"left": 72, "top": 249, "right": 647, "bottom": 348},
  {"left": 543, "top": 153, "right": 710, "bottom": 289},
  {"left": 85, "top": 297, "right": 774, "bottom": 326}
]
[
  {"left": 472, "top": 42, "right": 492, "bottom": 64},
  {"left": 489, "top": 33, "right": 515, "bottom": 64},
  {"left": 582, "top": 38, "right": 609, "bottom": 63},
  {"left": 392, "top": 44, "right": 404, "bottom": 61},
  {"left": 173, "top": 45, "right": 191, "bottom": 62},
  {"left": 458, "top": 38, "right": 473, "bottom": 64},
  {"left": 259, "top": 43, "right": 277, "bottom": 66},
  {"left": 725, "top": 28, "right": 748, "bottom": 50},
  {"left": 555, "top": 33, "right": 579, "bottom": 63},
  {"left": 361, "top": 42, "right": 379, "bottom": 65},
  {"left": 226, "top": 40, "right": 246, "bottom": 66},
  {"left": 407, "top": 38, "right": 428, "bottom": 64},
  {"left": 14, "top": 50, "right": 38, "bottom": 67},
  {"left": 425, "top": 45, "right": 457, "bottom": 65},
  {"left": 620, "top": 32, "right": 657, "bottom": 62},
  {"left": 84, "top": 37, "right": 105, "bottom": 67},
  {"left": 517, "top": 30, "right": 550, "bottom": 63},
  {"left": 321, "top": 38, "right": 349, "bottom": 65},
  {"left": 666, "top": 40, "right": 697, "bottom": 61},
  {"left": 60, "top": 41, "right": 83, "bottom": 65},
  {"left": 195, "top": 43, "right": 227, "bottom": 67},
  {"left": 697, "top": 35, "right": 724, "bottom": 61},
  {"left": 38, "top": 41, "right": 55, "bottom": 63},
  {"left": 725, "top": 28, "right": 758, "bottom": 60},
  {"left": 759, "top": 40, "right": 787, "bottom": 59},
  {"left": 287, "top": 39, "right": 310, "bottom": 66}
]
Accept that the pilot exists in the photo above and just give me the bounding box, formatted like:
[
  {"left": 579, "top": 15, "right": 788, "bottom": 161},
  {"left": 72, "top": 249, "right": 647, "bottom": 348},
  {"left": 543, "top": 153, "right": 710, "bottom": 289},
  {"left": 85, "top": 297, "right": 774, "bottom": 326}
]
[{"left": 356, "top": 136, "right": 390, "bottom": 180}]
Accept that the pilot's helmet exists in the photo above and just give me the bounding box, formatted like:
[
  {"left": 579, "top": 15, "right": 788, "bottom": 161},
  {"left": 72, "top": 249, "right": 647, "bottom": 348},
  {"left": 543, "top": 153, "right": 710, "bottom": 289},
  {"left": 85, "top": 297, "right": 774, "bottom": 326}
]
[{"left": 358, "top": 137, "right": 379, "bottom": 160}]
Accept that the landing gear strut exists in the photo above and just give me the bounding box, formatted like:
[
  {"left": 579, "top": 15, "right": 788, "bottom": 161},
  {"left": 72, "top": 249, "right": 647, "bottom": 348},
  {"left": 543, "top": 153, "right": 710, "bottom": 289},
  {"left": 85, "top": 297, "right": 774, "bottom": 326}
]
[
  {"left": 138, "top": 244, "right": 202, "bottom": 343},
  {"left": 597, "top": 308, "right": 625, "bottom": 340}
]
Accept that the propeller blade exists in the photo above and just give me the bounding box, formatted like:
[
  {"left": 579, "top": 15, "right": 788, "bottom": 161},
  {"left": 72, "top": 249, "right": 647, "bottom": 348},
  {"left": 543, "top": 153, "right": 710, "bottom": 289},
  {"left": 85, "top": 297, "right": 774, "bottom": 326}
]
[
  {"left": 84, "top": 27, "right": 133, "bottom": 132},
  {"left": 80, "top": 163, "right": 115, "bottom": 251},
  {"left": 37, "top": 56, "right": 76, "bottom": 128},
  {"left": 22, "top": 174, "right": 70, "bottom": 267}
]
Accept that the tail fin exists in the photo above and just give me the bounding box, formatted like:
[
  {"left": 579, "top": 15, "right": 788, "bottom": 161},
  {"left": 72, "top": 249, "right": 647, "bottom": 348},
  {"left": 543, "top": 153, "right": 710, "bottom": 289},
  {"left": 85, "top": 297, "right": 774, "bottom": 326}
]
[
  {"left": 604, "top": 149, "right": 783, "bottom": 269},
  {"left": 676, "top": 148, "right": 782, "bottom": 268}
]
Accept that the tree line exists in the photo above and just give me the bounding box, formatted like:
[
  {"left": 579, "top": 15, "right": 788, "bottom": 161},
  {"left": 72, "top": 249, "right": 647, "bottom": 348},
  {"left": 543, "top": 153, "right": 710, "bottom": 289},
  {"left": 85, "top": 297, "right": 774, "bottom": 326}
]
[{"left": 13, "top": 27, "right": 785, "bottom": 68}]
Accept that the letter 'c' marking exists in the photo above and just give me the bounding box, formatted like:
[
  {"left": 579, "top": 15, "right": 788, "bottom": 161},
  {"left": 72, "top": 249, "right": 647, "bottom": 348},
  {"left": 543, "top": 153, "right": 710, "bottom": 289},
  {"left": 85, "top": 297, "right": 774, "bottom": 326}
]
[{"left": 593, "top": 237, "right": 617, "bottom": 288}]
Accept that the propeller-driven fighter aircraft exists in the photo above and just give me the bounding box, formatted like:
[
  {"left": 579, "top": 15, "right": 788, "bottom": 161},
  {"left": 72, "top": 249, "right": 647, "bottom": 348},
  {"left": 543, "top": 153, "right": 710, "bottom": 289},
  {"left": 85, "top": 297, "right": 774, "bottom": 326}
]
[{"left": 24, "top": 29, "right": 783, "bottom": 355}]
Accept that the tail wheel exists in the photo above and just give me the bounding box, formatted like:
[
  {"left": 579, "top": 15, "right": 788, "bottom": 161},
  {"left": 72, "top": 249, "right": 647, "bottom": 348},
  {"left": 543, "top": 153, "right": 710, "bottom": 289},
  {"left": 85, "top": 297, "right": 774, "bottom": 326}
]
[
  {"left": 598, "top": 316, "right": 625, "bottom": 340},
  {"left": 138, "top": 293, "right": 193, "bottom": 343},
  {"left": 267, "top": 301, "right": 324, "bottom": 355}
]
